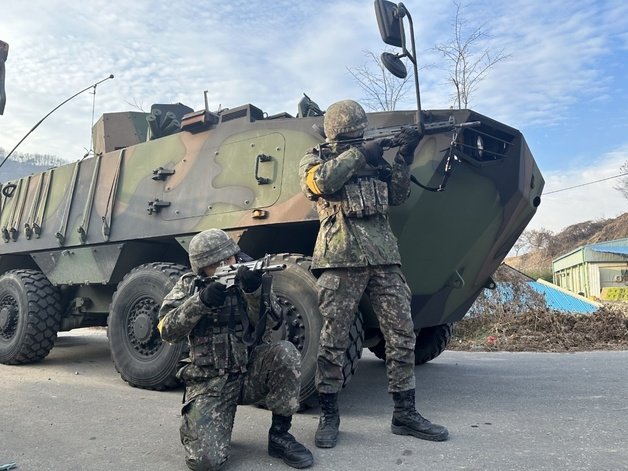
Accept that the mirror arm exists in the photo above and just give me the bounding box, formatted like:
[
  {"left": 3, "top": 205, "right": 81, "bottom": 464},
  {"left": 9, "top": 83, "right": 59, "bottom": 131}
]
[{"left": 396, "top": 3, "right": 421, "bottom": 122}]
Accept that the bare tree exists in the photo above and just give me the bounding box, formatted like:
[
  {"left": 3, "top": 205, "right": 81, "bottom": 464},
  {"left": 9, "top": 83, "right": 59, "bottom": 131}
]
[
  {"left": 346, "top": 49, "right": 414, "bottom": 111},
  {"left": 521, "top": 228, "right": 554, "bottom": 256},
  {"left": 348, "top": 2, "right": 507, "bottom": 112},
  {"left": 435, "top": 0, "right": 510, "bottom": 109},
  {"left": 511, "top": 236, "right": 529, "bottom": 257},
  {"left": 124, "top": 97, "right": 147, "bottom": 112},
  {"left": 614, "top": 160, "right": 628, "bottom": 200}
]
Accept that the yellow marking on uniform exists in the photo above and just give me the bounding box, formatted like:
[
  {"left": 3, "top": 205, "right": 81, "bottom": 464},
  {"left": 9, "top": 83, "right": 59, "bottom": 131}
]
[
  {"left": 157, "top": 317, "right": 166, "bottom": 336},
  {"left": 306, "top": 165, "right": 323, "bottom": 195}
]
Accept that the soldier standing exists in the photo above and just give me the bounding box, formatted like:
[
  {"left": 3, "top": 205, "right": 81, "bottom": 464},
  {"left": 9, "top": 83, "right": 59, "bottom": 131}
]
[
  {"left": 299, "top": 100, "right": 449, "bottom": 448},
  {"left": 158, "top": 229, "right": 313, "bottom": 470}
]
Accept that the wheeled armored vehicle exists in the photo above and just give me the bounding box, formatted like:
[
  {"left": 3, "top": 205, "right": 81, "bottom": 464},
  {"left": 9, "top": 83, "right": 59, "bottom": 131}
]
[{"left": 0, "top": 1, "right": 543, "bottom": 402}]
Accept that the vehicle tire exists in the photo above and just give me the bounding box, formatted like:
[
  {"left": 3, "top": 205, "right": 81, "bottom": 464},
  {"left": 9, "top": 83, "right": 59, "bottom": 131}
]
[
  {"left": 413, "top": 323, "right": 454, "bottom": 364},
  {"left": 368, "top": 323, "right": 454, "bottom": 365},
  {"left": 108, "top": 262, "right": 188, "bottom": 389},
  {"left": 0, "top": 269, "right": 62, "bottom": 364},
  {"left": 268, "top": 254, "right": 364, "bottom": 405}
]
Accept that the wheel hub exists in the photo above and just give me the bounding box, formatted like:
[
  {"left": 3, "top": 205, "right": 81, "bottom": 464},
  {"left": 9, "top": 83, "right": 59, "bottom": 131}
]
[
  {"left": 0, "top": 303, "right": 18, "bottom": 339},
  {"left": 127, "top": 297, "right": 161, "bottom": 356},
  {"left": 132, "top": 313, "right": 153, "bottom": 343}
]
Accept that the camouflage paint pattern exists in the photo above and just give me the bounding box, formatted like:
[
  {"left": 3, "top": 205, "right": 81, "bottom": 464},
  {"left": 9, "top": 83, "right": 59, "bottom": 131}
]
[
  {"left": 0, "top": 105, "right": 543, "bottom": 328},
  {"left": 316, "top": 265, "right": 415, "bottom": 393},
  {"left": 158, "top": 272, "right": 300, "bottom": 470}
]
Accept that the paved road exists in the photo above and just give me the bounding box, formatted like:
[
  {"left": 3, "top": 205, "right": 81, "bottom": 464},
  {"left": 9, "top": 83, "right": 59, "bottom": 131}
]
[{"left": 1, "top": 328, "right": 627, "bottom": 471}]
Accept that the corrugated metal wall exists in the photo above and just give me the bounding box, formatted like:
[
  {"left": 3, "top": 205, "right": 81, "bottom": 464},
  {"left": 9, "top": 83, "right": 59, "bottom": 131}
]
[{"left": 553, "top": 239, "right": 628, "bottom": 298}]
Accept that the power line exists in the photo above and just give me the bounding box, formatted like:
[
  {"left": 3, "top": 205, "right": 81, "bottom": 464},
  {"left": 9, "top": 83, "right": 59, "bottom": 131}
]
[{"left": 544, "top": 172, "right": 628, "bottom": 195}]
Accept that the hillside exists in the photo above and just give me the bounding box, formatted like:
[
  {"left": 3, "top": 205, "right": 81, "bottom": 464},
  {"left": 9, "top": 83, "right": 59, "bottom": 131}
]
[
  {"left": 0, "top": 148, "right": 67, "bottom": 183},
  {"left": 506, "top": 212, "right": 628, "bottom": 279}
]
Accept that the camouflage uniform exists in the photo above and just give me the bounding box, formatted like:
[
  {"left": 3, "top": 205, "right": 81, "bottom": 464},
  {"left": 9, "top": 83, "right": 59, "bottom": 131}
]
[
  {"left": 299, "top": 110, "right": 415, "bottom": 395},
  {"left": 158, "top": 230, "right": 308, "bottom": 470},
  {"left": 301, "top": 100, "right": 448, "bottom": 446}
]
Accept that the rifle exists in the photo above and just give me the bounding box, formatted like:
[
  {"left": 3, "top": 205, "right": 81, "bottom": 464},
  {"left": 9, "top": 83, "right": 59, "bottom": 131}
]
[
  {"left": 192, "top": 255, "right": 287, "bottom": 344},
  {"left": 320, "top": 115, "right": 480, "bottom": 150},
  {"left": 318, "top": 115, "right": 481, "bottom": 192},
  {"left": 193, "top": 255, "right": 286, "bottom": 292}
]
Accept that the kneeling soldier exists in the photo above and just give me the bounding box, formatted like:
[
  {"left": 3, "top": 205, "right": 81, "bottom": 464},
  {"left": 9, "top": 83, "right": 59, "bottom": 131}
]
[{"left": 158, "top": 229, "right": 313, "bottom": 470}]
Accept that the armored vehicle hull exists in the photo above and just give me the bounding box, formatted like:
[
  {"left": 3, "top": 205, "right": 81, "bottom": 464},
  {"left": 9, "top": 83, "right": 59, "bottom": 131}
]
[{"left": 0, "top": 101, "right": 543, "bottom": 401}]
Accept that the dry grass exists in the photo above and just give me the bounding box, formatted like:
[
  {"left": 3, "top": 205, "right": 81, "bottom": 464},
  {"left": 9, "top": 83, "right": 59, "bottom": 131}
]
[{"left": 451, "top": 281, "right": 628, "bottom": 352}]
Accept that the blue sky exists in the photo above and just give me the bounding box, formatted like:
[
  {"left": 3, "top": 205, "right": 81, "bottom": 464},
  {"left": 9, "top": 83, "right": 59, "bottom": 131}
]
[{"left": 1, "top": 0, "right": 626, "bottom": 233}]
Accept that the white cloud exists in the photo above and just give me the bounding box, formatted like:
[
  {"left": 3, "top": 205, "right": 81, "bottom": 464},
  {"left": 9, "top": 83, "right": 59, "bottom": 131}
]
[
  {"left": 1, "top": 1, "right": 384, "bottom": 158},
  {"left": 1, "top": 0, "right": 627, "bottom": 239},
  {"left": 418, "top": 0, "right": 627, "bottom": 129},
  {"left": 527, "top": 143, "right": 628, "bottom": 232}
]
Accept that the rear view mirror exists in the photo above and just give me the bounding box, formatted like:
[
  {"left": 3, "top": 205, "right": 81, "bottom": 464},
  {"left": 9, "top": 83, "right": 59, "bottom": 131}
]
[
  {"left": 374, "top": 0, "right": 402, "bottom": 47},
  {"left": 0, "top": 40, "right": 8, "bottom": 115},
  {"left": 373, "top": 1, "right": 421, "bottom": 120},
  {"left": 381, "top": 52, "right": 407, "bottom": 78}
]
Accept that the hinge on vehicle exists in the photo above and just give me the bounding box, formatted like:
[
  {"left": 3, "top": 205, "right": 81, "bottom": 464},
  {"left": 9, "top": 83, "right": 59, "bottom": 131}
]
[
  {"left": 147, "top": 199, "right": 171, "bottom": 215},
  {"left": 152, "top": 167, "right": 175, "bottom": 181},
  {"left": 77, "top": 226, "right": 87, "bottom": 243}
]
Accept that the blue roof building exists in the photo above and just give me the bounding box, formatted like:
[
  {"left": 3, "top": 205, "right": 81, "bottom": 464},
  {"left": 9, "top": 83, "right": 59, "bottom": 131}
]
[
  {"left": 468, "top": 275, "right": 601, "bottom": 315},
  {"left": 528, "top": 280, "right": 601, "bottom": 313},
  {"left": 552, "top": 238, "right": 628, "bottom": 300}
]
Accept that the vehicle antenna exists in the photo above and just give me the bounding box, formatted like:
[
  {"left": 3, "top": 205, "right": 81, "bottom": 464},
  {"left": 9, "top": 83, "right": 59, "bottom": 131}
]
[{"left": 0, "top": 74, "right": 114, "bottom": 170}]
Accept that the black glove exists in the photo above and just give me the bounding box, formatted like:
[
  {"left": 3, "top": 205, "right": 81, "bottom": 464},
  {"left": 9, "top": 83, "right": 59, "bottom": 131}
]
[
  {"left": 199, "top": 281, "right": 227, "bottom": 307},
  {"left": 395, "top": 128, "right": 423, "bottom": 165},
  {"left": 356, "top": 140, "right": 384, "bottom": 166},
  {"left": 236, "top": 265, "right": 263, "bottom": 292}
]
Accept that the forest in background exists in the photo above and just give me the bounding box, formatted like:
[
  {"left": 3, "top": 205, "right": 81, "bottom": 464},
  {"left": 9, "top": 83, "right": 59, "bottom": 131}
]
[{"left": 0, "top": 147, "right": 67, "bottom": 183}]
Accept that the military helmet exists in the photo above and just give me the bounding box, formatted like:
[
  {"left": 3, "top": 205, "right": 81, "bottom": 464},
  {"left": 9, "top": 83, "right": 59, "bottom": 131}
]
[
  {"left": 324, "top": 100, "right": 368, "bottom": 140},
  {"left": 188, "top": 229, "right": 239, "bottom": 274}
]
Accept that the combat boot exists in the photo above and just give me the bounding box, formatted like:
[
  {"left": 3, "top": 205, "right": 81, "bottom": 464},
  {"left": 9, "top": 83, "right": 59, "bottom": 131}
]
[
  {"left": 315, "top": 392, "right": 340, "bottom": 448},
  {"left": 391, "top": 389, "right": 449, "bottom": 441},
  {"left": 268, "top": 414, "right": 313, "bottom": 469}
]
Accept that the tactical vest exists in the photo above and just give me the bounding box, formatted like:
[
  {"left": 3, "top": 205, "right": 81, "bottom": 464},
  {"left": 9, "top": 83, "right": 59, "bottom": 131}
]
[
  {"left": 315, "top": 170, "right": 390, "bottom": 221},
  {"left": 188, "top": 293, "right": 250, "bottom": 374},
  {"left": 318, "top": 146, "right": 390, "bottom": 218},
  {"left": 341, "top": 173, "right": 389, "bottom": 218}
]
